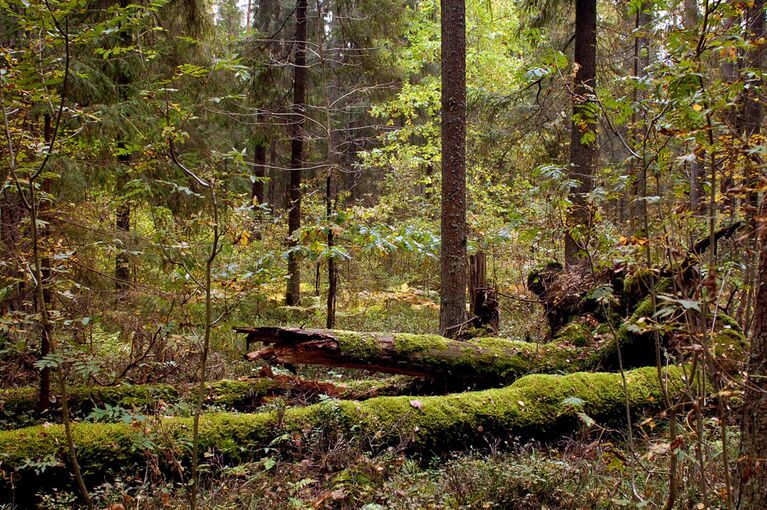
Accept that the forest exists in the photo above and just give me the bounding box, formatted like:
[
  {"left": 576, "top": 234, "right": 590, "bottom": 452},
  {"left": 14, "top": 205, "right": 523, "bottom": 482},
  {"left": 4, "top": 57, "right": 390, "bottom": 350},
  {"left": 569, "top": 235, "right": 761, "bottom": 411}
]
[{"left": 0, "top": 0, "right": 766, "bottom": 508}]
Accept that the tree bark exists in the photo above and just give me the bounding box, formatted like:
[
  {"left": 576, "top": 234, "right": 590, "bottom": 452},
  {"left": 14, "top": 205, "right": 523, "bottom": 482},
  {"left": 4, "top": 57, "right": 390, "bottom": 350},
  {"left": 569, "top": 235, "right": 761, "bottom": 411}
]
[
  {"left": 0, "top": 365, "right": 690, "bottom": 503},
  {"left": 630, "top": 2, "right": 650, "bottom": 233},
  {"left": 564, "top": 0, "right": 597, "bottom": 266},
  {"left": 739, "top": 222, "right": 767, "bottom": 508},
  {"left": 743, "top": 0, "right": 764, "bottom": 218},
  {"left": 286, "top": 0, "right": 307, "bottom": 306},
  {"left": 114, "top": 0, "right": 133, "bottom": 292},
  {"left": 439, "top": 0, "right": 468, "bottom": 337},
  {"left": 683, "top": 0, "right": 705, "bottom": 214}
]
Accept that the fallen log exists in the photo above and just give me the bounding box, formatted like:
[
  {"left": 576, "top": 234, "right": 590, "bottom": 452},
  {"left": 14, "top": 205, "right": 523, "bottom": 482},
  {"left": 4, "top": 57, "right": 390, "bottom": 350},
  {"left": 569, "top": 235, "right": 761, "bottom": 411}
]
[
  {"left": 0, "top": 375, "right": 416, "bottom": 429},
  {"left": 237, "top": 327, "right": 602, "bottom": 385},
  {"left": 236, "top": 326, "right": 746, "bottom": 387},
  {"left": 0, "top": 366, "right": 688, "bottom": 503}
]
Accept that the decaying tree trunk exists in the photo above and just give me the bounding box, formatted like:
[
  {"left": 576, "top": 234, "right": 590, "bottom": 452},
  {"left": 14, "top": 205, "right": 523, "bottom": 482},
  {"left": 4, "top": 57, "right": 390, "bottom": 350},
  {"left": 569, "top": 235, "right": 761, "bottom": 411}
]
[
  {"left": 238, "top": 317, "right": 747, "bottom": 389},
  {"left": 527, "top": 222, "right": 746, "bottom": 339},
  {"left": 0, "top": 365, "right": 689, "bottom": 503},
  {"left": 239, "top": 327, "right": 597, "bottom": 385},
  {"left": 468, "top": 252, "right": 499, "bottom": 335}
]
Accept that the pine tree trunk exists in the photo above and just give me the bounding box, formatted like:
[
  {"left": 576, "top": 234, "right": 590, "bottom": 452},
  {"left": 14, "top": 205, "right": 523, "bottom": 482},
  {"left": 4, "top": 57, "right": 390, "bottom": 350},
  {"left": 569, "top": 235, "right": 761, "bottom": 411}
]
[
  {"left": 115, "top": 0, "right": 132, "bottom": 292},
  {"left": 439, "top": 0, "right": 468, "bottom": 337},
  {"left": 564, "top": 0, "right": 597, "bottom": 266},
  {"left": 286, "top": 0, "right": 307, "bottom": 306}
]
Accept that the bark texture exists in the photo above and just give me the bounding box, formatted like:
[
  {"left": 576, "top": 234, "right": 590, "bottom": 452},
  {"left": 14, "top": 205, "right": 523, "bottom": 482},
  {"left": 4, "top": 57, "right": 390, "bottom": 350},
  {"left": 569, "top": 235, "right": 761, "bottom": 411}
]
[
  {"left": 564, "top": 0, "right": 597, "bottom": 266},
  {"left": 439, "top": 0, "right": 468, "bottom": 337},
  {"left": 286, "top": 0, "right": 307, "bottom": 306}
]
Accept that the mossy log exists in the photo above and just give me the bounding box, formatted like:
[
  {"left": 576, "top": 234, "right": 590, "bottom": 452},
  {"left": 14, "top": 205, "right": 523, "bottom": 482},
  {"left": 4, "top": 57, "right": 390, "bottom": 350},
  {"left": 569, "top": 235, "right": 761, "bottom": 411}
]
[
  {"left": 239, "top": 325, "right": 746, "bottom": 388},
  {"left": 0, "top": 366, "right": 688, "bottom": 503},
  {"left": 0, "top": 375, "right": 415, "bottom": 429},
  {"left": 237, "top": 327, "right": 618, "bottom": 386}
]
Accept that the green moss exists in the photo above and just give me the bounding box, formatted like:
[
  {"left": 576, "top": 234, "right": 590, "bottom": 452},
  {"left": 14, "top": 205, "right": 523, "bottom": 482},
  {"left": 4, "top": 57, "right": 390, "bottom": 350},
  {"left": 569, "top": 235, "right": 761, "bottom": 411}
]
[
  {"left": 554, "top": 322, "right": 591, "bottom": 347},
  {"left": 0, "top": 383, "right": 179, "bottom": 429},
  {"left": 206, "top": 379, "right": 278, "bottom": 408},
  {"left": 334, "top": 330, "right": 384, "bottom": 358},
  {"left": 709, "top": 314, "right": 748, "bottom": 369},
  {"left": 393, "top": 333, "right": 450, "bottom": 354}
]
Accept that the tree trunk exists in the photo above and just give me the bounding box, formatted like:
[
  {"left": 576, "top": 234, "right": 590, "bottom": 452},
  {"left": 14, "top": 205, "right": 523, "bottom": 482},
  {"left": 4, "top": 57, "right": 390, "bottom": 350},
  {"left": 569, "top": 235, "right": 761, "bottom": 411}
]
[
  {"left": 115, "top": 1, "right": 132, "bottom": 292},
  {"left": 683, "top": 0, "right": 704, "bottom": 214},
  {"left": 326, "top": 174, "right": 337, "bottom": 328},
  {"left": 468, "top": 252, "right": 499, "bottom": 334},
  {"left": 630, "top": 2, "right": 650, "bottom": 233},
  {"left": 439, "top": 0, "right": 468, "bottom": 337},
  {"left": 739, "top": 219, "right": 767, "bottom": 508},
  {"left": 286, "top": 0, "right": 307, "bottom": 306},
  {"left": 743, "top": 0, "right": 764, "bottom": 219},
  {"left": 3, "top": 376, "right": 420, "bottom": 429},
  {"left": 564, "top": 0, "right": 597, "bottom": 266},
  {"left": 0, "top": 365, "right": 690, "bottom": 504},
  {"left": 738, "top": 4, "right": 766, "bottom": 507}
]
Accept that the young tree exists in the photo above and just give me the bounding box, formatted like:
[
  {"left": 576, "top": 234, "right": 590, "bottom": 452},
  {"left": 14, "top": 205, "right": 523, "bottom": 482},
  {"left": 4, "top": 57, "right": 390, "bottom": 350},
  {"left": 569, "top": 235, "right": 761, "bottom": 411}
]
[
  {"left": 285, "top": 0, "right": 307, "bottom": 305},
  {"left": 439, "top": 0, "right": 468, "bottom": 337},
  {"left": 563, "top": 0, "right": 597, "bottom": 266}
]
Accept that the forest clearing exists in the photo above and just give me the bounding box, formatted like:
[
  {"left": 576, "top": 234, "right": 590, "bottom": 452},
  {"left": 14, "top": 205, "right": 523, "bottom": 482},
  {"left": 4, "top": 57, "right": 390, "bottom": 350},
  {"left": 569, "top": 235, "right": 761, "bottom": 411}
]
[{"left": 1, "top": 0, "right": 767, "bottom": 508}]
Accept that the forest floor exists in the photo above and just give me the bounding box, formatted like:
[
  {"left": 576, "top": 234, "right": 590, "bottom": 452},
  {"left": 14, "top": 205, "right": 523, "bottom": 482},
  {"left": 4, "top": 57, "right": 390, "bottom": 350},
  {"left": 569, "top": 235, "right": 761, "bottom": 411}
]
[{"left": 0, "top": 286, "right": 737, "bottom": 509}]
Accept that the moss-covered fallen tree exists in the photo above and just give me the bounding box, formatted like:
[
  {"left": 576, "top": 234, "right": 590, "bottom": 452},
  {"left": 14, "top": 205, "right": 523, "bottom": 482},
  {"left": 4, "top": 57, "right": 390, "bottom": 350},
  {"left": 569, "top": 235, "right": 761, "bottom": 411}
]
[
  {"left": 0, "top": 365, "right": 689, "bottom": 503},
  {"left": 237, "top": 327, "right": 615, "bottom": 385},
  {"left": 236, "top": 326, "right": 744, "bottom": 387},
  {"left": 0, "top": 375, "right": 416, "bottom": 429}
]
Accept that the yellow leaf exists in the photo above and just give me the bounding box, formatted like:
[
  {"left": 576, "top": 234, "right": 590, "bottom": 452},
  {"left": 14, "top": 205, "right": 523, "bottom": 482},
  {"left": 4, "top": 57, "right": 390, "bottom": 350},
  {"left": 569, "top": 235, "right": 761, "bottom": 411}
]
[{"left": 240, "top": 231, "right": 251, "bottom": 247}]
